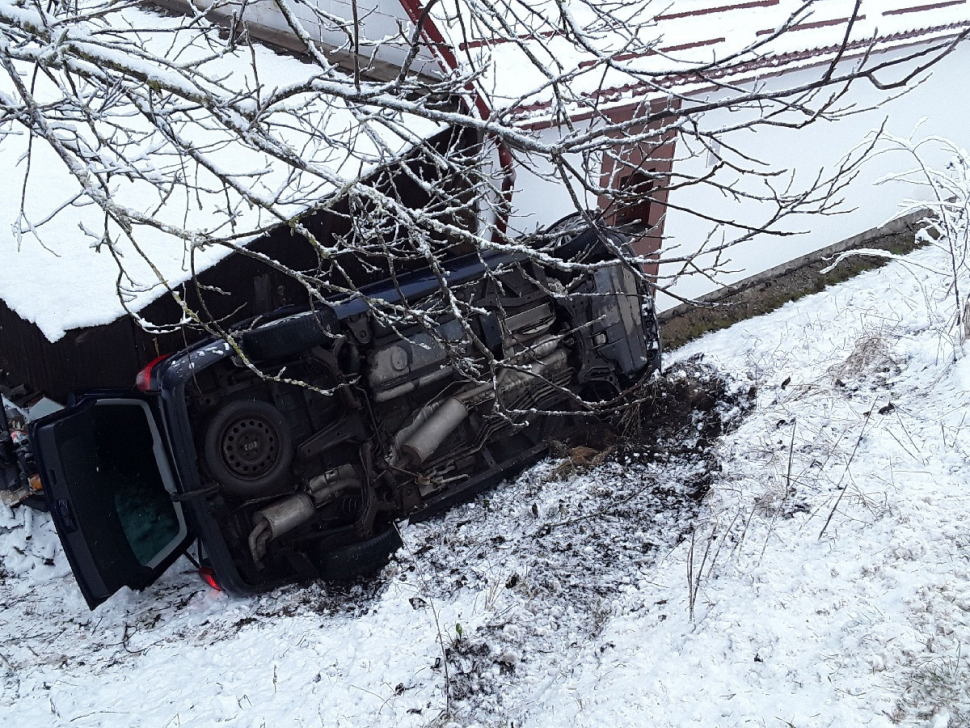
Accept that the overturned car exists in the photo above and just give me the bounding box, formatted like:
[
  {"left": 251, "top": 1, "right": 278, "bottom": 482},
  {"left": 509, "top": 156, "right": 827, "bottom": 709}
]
[{"left": 16, "top": 224, "right": 660, "bottom": 609}]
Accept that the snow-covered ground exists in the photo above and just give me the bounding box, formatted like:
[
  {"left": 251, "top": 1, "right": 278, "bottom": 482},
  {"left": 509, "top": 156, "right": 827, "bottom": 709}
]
[{"left": 2, "top": 241, "right": 969, "bottom": 727}]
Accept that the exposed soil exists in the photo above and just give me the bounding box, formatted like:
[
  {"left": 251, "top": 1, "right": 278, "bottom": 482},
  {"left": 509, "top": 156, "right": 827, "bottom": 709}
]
[{"left": 392, "top": 357, "right": 755, "bottom": 721}]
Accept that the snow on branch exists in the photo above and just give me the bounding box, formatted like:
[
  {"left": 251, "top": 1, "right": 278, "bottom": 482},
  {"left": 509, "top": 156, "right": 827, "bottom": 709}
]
[{"left": 0, "top": 0, "right": 967, "bottom": 347}]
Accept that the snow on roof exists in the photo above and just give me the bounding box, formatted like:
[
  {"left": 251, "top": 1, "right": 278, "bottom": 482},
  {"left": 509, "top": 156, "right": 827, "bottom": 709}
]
[
  {"left": 421, "top": 0, "right": 970, "bottom": 121},
  {"left": 0, "top": 2, "right": 442, "bottom": 343}
]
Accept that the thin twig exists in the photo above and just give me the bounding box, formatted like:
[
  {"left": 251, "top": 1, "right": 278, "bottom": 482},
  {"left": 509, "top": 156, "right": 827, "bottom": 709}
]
[
  {"left": 818, "top": 400, "right": 877, "bottom": 540},
  {"left": 785, "top": 419, "right": 797, "bottom": 500}
]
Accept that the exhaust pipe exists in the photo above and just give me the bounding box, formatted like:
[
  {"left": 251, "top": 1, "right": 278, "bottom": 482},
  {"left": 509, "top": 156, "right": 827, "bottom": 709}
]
[
  {"left": 248, "top": 466, "right": 361, "bottom": 563},
  {"left": 397, "top": 346, "right": 568, "bottom": 466},
  {"left": 400, "top": 397, "right": 469, "bottom": 465}
]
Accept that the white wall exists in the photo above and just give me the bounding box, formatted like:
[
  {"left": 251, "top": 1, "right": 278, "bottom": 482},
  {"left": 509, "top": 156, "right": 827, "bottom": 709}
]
[
  {"left": 500, "top": 41, "right": 970, "bottom": 311},
  {"left": 502, "top": 130, "right": 602, "bottom": 234},
  {"left": 657, "top": 41, "right": 970, "bottom": 310}
]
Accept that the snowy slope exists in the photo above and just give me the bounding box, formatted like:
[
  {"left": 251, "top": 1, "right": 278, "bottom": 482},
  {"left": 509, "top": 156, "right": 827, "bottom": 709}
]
[
  {"left": 2, "top": 241, "right": 970, "bottom": 726},
  {"left": 527, "top": 245, "right": 970, "bottom": 726}
]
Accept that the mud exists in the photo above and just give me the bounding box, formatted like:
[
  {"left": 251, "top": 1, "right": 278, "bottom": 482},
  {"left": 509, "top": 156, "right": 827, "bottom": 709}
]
[{"left": 391, "top": 356, "right": 755, "bottom": 720}]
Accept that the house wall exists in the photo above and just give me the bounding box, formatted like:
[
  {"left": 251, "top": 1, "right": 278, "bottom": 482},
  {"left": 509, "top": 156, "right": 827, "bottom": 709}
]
[
  {"left": 502, "top": 40, "right": 970, "bottom": 312},
  {"left": 504, "top": 103, "right": 677, "bottom": 261},
  {"left": 503, "top": 138, "right": 600, "bottom": 233},
  {"left": 657, "top": 40, "right": 970, "bottom": 310}
]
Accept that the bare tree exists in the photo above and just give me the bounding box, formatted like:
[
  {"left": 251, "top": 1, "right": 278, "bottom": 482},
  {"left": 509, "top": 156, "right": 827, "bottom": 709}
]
[
  {"left": 1, "top": 0, "right": 966, "bottom": 352},
  {"left": 824, "top": 133, "right": 970, "bottom": 346},
  {"left": 5, "top": 0, "right": 970, "bottom": 615}
]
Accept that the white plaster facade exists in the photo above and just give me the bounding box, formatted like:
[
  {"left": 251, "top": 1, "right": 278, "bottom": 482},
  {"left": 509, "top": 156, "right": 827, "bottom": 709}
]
[
  {"left": 495, "top": 40, "right": 970, "bottom": 312},
  {"left": 655, "top": 41, "right": 970, "bottom": 310}
]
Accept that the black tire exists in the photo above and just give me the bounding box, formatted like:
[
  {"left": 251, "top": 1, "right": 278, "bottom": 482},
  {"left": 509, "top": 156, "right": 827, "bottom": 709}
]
[
  {"left": 202, "top": 399, "right": 294, "bottom": 497},
  {"left": 316, "top": 527, "right": 403, "bottom": 580},
  {"left": 543, "top": 210, "right": 598, "bottom": 240},
  {"left": 240, "top": 310, "right": 336, "bottom": 361},
  {"left": 540, "top": 212, "right": 626, "bottom": 266}
]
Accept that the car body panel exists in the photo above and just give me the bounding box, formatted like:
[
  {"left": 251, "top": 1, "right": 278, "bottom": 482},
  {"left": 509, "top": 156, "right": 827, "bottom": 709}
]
[{"left": 33, "top": 394, "right": 192, "bottom": 608}]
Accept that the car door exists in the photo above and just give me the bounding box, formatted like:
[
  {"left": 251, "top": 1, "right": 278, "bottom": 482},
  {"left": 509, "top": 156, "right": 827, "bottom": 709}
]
[{"left": 31, "top": 393, "right": 193, "bottom": 609}]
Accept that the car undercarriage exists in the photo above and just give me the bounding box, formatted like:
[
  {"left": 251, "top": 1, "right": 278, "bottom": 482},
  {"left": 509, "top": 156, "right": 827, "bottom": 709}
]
[{"left": 16, "top": 223, "right": 661, "bottom": 607}]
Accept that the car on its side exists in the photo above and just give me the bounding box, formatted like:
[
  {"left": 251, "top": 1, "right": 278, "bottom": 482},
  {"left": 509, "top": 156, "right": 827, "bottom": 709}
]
[{"left": 25, "top": 223, "right": 661, "bottom": 609}]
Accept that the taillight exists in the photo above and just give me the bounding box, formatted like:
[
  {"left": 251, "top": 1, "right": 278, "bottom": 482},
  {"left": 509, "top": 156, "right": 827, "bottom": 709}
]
[
  {"left": 198, "top": 565, "right": 222, "bottom": 591},
  {"left": 135, "top": 354, "right": 169, "bottom": 392}
]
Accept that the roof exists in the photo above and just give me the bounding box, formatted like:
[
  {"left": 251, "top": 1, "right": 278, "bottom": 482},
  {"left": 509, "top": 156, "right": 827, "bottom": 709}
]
[
  {"left": 0, "top": 0, "right": 441, "bottom": 342},
  {"left": 417, "top": 0, "right": 970, "bottom": 123}
]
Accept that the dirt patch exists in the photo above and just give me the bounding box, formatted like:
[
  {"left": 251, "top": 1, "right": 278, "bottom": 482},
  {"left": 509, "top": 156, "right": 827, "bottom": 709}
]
[
  {"left": 660, "top": 227, "right": 924, "bottom": 350},
  {"left": 395, "top": 356, "right": 755, "bottom": 721},
  {"left": 622, "top": 355, "right": 755, "bottom": 459}
]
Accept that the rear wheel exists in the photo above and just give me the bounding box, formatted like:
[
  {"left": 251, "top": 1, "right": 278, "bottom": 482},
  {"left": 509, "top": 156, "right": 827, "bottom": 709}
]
[
  {"left": 315, "top": 527, "right": 403, "bottom": 580},
  {"left": 542, "top": 211, "right": 601, "bottom": 261},
  {"left": 539, "top": 213, "right": 629, "bottom": 283},
  {"left": 201, "top": 399, "right": 293, "bottom": 497}
]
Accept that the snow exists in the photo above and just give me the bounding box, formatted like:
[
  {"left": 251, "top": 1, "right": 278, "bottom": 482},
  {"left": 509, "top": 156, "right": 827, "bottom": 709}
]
[{"left": 3, "top": 234, "right": 970, "bottom": 724}]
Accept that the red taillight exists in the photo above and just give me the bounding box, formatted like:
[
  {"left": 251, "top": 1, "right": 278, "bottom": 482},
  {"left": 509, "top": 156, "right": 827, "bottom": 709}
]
[
  {"left": 199, "top": 566, "right": 222, "bottom": 591},
  {"left": 135, "top": 354, "right": 169, "bottom": 392}
]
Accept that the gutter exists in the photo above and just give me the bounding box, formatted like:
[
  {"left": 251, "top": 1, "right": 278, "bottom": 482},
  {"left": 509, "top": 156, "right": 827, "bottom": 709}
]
[{"left": 398, "top": 0, "right": 516, "bottom": 242}]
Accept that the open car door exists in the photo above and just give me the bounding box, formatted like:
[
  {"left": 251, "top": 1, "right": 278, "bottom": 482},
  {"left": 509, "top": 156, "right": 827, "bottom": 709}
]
[{"left": 31, "top": 394, "right": 193, "bottom": 609}]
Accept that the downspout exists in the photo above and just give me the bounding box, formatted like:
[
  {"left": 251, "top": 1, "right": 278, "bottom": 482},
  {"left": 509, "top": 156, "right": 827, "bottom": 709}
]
[{"left": 398, "top": 0, "right": 516, "bottom": 242}]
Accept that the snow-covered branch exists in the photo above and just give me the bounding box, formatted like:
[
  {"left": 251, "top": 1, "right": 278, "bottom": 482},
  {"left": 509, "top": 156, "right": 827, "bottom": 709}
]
[{"left": 1, "top": 0, "right": 966, "bottom": 355}]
